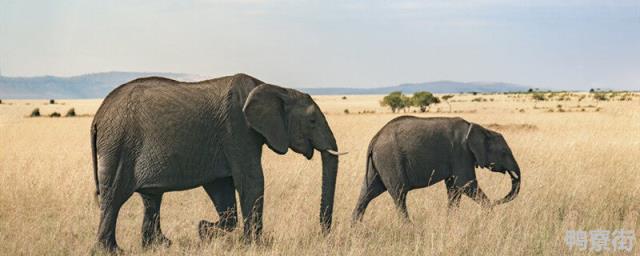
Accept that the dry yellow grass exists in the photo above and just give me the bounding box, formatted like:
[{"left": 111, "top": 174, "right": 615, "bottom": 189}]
[{"left": 1, "top": 93, "right": 639, "bottom": 255}]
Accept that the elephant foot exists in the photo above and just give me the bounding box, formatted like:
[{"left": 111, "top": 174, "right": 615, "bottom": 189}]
[
  {"left": 91, "top": 242, "right": 124, "bottom": 255},
  {"left": 199, "top": 220, "right": 235, "bottom": 241},
  {"left": 142, "top": 234, "right": 172, "bottom": 249},
  {"left": 239, "top": 232, "right": 272, "bottom": 246}
]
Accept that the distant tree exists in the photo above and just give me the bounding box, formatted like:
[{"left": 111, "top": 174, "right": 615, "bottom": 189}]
[
  {"left": 49, "top": 99, "right": 55, "bottom": 104},
  {"left": 589, "top": 88, "right": 595, "bottom": 93},
  {"left": 411, "top": 91, "right": 440, "bottom": 112},
  {"left": 402, "top": 95, "right": 412, "bottom": 112},
  {"left": 471, "top": 92, "right": 478, "bottom": 96},
  {"left": 380, "top": 91, "right": 406, "bottom": 113},
  {"left": 441, "top": 95, "right": 454, "bottom": 112},
  {"left": 527, "top": 88, "right": 534, "bottom": 93},
  {"left": 341, "top": 96, "right": 347, "bottom": 100}
]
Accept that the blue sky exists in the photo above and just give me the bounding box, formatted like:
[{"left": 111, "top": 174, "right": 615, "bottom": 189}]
[{"left": 0, "top": 0, "right": 639, "bottom": 90}]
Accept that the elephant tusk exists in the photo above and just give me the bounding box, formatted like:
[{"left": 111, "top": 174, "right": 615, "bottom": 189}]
[
  {"left": 509, "top": 170, "right": 519, "bottom": 179},
  {"left": 326, "top": 149, "right": 348, "bottom": 156}
]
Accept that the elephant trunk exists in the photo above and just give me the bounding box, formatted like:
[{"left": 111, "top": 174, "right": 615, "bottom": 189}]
[
  {"left": 319, "top": 149, "right": 338, "bottom": 234},
  {"left": 493, "top": 165, "right": 521, "bottom": 206}
]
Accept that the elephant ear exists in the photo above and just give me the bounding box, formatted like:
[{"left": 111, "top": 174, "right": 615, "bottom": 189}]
[
  {"left": 243, "top": 84, "right": 290, "bottom": 154},
  {"left": 466, "top": 123, "right": 489, "bottom": 168}
]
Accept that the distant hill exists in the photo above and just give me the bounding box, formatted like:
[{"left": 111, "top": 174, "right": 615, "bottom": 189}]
[
  {"left": 0, "top": 72, "right": 205, "bottom": 99},
  {"left": 0, "top": 72, "right": 531, "bottom": 99},
  {"left": 300, "top": 81, "right": 530, "bottom": 95}
]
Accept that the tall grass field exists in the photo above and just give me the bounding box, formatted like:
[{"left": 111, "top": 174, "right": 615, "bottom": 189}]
[{"left": 1, "top": 93, "right": 638, "bottom": 255}]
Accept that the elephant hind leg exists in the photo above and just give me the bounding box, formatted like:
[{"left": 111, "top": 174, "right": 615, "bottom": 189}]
[
  {"left": 387, "top": 186, "right": 410, "bottom": 221},
  {"left": 95, "top": 199, "right": 126, "bottom": 253},
  {"left": 94, "top": 157, "right": 134, "bottom": 253},
  {"left": 140, "top": 193, "right": 171, "bottom": 249},
  {"left": 352, "top": 174, "right": 386, "bottom": 223},
  {"left": 199, "top": 177, "right": 238, "bottom": 241}
]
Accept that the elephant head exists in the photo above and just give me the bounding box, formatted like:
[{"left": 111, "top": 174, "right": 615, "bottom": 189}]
[
  {"left": 243, "top": 84, "right": 345, "bottom": 232},
  {"left": 467, "top": 124, "right": 521, "bottom": 206}
]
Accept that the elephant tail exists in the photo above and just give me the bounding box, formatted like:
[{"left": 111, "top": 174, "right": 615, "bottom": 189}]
[
  {"left": 91, "top": 123, "right": 100, "bottom": 207},
  {"left": 365, "top": 133, "right": 380, "bottom": 185},
  {"left": 365, "top": 152, "right": 377, "bottom": 185}
]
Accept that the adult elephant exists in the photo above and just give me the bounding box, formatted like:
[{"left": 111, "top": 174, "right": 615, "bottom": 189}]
[
  {"left": 90, "top": 73, "right": 344, "bottom": 252},
  {"left": 352, "top": 116, "right": 520, "bottom": 222}
]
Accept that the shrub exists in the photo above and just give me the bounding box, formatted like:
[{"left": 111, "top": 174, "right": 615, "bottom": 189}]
[
  {"left": 519, "top": 108, "right": 525, "bottom": 113},
  {"left": 593, "top": 93, "right": 608, "bottom": 101},
  {"left": 0, "top": 99, "right": 2, "bottom": 104},
  {"left": 442, "top": 95, "right": 454, "bottom": 101},
  {"left": 65, "top": 108, "right": 76, "bottom": 117},
  {"left": 531, "top": 93, "right": 546, "bottom": 101},
  {"left": 30, "top": 108, "right": 41, "bottom": 117},
  {"left": 619, "top": 95, "right": 632, "bottom": 101},
  {"left": 341, "top": 96, "right": 347, "bottom": 100},
  {"left": 49, "top": 112, "right": 61, "bottom": 117},
  {"left": 471, "top": 97, "right": 486, "bottom": 102},
  {"left": 49, "top": 99, "right": 56, "bottom": 104},
  {"left": 343, "top": 109, "right": 349, "bottom": 114},
  {"left": 441, "top": 95, "right": 454, "bottom": 112}
]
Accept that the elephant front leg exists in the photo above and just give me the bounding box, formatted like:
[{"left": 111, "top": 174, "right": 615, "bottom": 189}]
[
  {"left": 445, "top": 177, "right": 462, "bottom": 210},
  {"left": 237, "top": 177, "right": 265, "bottom": 243},
  {"left": 462, "top": 179, "right": 492, "bottom": 208},
  {"left": 226, "top": 145, "right": 266, "bottom": 243},
  {"left": 226, "top": 165, "right": 265, "bottom": 243},
  {"left": 140, "top": 193, "right": 172, "bottom": 249},
  {"left": 199, "top": 177, "right": 238, "bottom": 241}
]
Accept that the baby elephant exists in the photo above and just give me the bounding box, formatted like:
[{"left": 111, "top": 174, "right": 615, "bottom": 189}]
[{"left": 352, "top": 116, "right": 521, "bottom": 222}]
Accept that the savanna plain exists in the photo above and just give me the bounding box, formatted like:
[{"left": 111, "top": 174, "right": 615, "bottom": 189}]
[{"left": 1, "top": 92, "right": 639, "bottom": 255}]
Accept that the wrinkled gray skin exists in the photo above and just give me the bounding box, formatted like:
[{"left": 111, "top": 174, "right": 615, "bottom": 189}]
[
  {"left": 91, "top": 74, "right": 340, "bottom": 253},
  {"left": 352, "top": 116, "right": 521, "bottom": 222}
]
